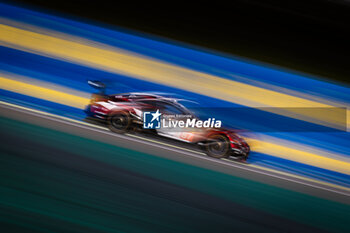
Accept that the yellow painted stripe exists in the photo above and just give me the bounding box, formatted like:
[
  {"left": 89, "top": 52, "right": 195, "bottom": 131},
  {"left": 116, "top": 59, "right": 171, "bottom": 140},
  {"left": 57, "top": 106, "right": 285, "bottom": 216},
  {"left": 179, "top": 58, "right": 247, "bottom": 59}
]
[
  {"left": 248, "top": 138, "right": 350, "bottom": 175},
  {"left": 0, "top": 77, "right": 89, "bottom": 108},
  {"left": 0, "top": 75, "right": 349, "bottom": 175},
  {"left": 0, "top": 22, "right": 346, "bottom": 130}
]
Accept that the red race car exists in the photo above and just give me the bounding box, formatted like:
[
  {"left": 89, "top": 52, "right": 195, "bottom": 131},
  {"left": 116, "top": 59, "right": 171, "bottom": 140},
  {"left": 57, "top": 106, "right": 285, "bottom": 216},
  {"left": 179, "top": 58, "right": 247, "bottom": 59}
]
[{"left": 84, "top": 80, "right": 250, "bottom": 160}]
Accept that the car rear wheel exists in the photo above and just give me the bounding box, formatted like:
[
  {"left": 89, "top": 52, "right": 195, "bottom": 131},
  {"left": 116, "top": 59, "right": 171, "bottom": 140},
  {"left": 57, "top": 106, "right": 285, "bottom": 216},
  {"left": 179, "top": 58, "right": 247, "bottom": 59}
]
[
  {"left": 205, "top": 134, "right": 230, "bottom": 158},
  {"left": 108, "top": 112, "right": 131, "bottom": 133}
]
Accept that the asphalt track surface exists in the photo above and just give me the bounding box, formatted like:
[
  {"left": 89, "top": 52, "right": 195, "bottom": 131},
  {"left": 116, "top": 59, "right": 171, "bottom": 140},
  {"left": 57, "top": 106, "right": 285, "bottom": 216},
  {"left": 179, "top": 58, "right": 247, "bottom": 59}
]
[
  {"left": 0, "top": 104, "right": 335, "bottom": 233},
  {"left": 2, "top": 101, "right": 350, "bottom": 233},
  {"left": 2, "top": 102, "right": 350, "bottom": 204}
]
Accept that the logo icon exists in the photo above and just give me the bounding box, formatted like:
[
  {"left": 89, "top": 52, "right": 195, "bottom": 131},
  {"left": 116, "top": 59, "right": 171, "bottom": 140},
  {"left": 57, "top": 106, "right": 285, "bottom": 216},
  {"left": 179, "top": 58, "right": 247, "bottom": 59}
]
[{"left": 143, "top": 109, "right": 162, "bottom": 129}]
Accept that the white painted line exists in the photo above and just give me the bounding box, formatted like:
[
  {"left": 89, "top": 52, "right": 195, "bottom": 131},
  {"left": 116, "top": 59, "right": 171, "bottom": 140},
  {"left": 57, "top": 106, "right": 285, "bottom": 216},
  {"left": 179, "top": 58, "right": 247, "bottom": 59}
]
[{"left": 1, "top": 100, "right": 350, "bottom": 197}]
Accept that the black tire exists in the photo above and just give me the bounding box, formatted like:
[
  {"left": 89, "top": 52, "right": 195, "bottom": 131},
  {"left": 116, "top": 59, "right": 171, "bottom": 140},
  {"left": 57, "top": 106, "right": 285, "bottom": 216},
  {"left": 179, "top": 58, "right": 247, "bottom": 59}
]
[
  {"left": 108, "top": 112, "right": 131, "bottom": 133},
  {"left": 205, "top": 134, "right": 230, "bottom": 158}
]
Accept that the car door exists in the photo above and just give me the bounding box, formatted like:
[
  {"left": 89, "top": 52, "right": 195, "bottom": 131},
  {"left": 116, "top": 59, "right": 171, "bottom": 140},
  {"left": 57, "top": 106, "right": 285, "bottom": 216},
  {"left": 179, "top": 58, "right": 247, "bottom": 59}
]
[{"left": 156, "top": 101, "right": 197, "bottom": 142}]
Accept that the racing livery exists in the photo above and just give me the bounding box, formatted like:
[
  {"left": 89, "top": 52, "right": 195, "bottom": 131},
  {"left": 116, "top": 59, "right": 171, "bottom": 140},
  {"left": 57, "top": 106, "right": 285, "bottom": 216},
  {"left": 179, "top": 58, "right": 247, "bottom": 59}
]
[{"left": 84, "top": 80, "right": 250, "bottom": 160}]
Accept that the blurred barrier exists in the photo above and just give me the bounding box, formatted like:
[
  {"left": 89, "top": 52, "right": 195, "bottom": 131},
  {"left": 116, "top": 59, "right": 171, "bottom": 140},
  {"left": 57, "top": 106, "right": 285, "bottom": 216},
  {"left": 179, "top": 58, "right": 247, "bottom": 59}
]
[
  {"left": 0, "top": 21, "right": 347, "bottom": 130},
  {"left": 0, "top": 76, "right": 89, "bottom": 108}
]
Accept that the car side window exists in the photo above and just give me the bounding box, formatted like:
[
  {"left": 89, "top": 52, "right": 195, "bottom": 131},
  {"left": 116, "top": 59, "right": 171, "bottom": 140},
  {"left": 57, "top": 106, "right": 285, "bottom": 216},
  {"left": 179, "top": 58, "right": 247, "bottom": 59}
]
[
  {"left": 138, "top": 100, "right": 156, "bottom": 107},
  {"left": 158, "top": 102, "right": 184, "bottom": 115}
]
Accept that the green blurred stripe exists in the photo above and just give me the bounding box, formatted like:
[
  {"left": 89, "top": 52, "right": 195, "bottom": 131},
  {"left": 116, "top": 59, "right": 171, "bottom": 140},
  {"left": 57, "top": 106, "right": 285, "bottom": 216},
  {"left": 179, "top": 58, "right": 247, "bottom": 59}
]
[{"left": 1, "top": 116, "right": 349, "bottom": 232}]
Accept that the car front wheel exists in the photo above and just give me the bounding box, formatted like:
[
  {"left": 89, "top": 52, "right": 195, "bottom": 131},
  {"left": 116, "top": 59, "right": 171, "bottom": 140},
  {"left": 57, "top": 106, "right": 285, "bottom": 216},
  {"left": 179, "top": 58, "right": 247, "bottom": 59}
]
[
  {"left": 204, "top": 134, "right": 230, "bottom": 159},
  {"left": 108, "top": 112, "right": 131, "bottom": 133}
]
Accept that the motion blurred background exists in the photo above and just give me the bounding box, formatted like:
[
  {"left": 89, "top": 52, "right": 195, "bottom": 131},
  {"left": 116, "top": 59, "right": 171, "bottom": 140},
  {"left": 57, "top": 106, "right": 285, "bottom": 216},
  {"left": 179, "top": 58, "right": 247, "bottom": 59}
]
[
  {"left": 9, "top": 0, "right": 350, "bottom": 84},
  {"left": 1, "top": 0, "right": 350, "bottom": 232}
]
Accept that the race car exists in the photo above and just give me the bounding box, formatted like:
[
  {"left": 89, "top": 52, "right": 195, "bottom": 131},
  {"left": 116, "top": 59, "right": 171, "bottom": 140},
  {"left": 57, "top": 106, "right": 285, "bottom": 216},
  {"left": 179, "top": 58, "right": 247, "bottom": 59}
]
[{"left": 84, "top": 80, "right": 250, "bottom": 160}]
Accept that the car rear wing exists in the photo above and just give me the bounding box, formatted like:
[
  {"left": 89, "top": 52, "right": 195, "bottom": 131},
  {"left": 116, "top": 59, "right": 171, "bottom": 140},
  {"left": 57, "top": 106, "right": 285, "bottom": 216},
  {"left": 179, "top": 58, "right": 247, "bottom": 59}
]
[
  {"left": 88, "top": 80, "right": 106, "bottom": 93},
  {"left": 87, "top": 80, "right": 109, "bottom": 103}
]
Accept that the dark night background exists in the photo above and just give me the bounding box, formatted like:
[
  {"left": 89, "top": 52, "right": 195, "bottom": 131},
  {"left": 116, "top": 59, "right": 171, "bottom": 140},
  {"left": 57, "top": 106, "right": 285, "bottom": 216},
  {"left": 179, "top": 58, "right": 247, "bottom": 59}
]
[{"left": 6, "top": 0, "right": 350, "bottom": 85}]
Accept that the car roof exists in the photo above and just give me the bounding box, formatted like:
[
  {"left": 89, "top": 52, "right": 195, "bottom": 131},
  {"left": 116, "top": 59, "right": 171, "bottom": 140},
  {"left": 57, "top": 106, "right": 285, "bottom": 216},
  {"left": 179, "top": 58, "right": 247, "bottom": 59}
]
[
  {"left": 111, "top": 92, "right": 181, "bottom": 102},
  {"left": 111, "top": 92, "right": 161, "bottom": 99}
]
